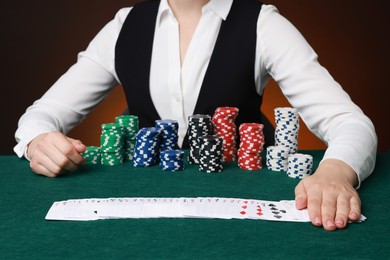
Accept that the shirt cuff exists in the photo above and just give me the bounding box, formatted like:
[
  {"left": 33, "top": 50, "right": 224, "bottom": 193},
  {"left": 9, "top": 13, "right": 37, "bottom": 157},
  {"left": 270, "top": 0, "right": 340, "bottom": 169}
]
[{"left": 321, "top": 145, "right": 377, "bottom": 190}]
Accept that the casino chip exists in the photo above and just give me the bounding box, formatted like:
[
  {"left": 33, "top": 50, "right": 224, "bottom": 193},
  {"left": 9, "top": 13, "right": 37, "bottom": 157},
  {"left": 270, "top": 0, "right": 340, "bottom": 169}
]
[
  {"left": 81, "top": 146, "right": 101, "bottom": 165},
  {"left": 100, "top": 123, "right": 126, "bottom": 166},
  {"left": 160, "top": 150, "right": 185, "bottom": 172},
  {"left": 187, "top": 114, "right": 212, "bottom": 164},
  {"left": 212, "top": 107, "right": 239, "bottom": 162},
  {"left": 155, "top": 119, "right": 179, "bottom": 151},
  {"left": 274, "top": 107, "right": 300, "bottom": 154},
  {"left": 237, "top": 123, "right": 265, "bottom": 171},
  {"left": 198, "top": 135, "right": 224, "bottom": 173},
  {"left": 133, "top": 127, "right": 161, "bottom": 167},
  {"left": 265, "top": 145, "right": 290, "bottom": 172},
  {"left": 286, "top": 153, "right": 313, "bottom": 179},
  {"left": 115, "top": 115, "right": 139, "bottom": 161}
]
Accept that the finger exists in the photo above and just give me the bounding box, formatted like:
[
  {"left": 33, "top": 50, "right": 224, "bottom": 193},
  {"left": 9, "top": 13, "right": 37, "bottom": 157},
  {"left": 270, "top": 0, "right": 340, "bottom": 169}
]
[
  {"left": 321, "top": 194, "right": 338, "bottom": 231},
  {"left": 349, "top": 196, "right": 362, "bottom": 221},
  {"left": 36, "top": 138, "right": 79, "bottom": 173},
  {"left": 306, "top": 187, "right": 323, "bottom": 227},
  {"left": 34, "top": 149, "right": 67, "bottom": 175},
  {"left": 67, "top": 138, "right": 86, "bottom": 167},
  {"left": 53, "top": 135, "right": 85, "bottom": 166},
  {"left": 34, "top": 164, "right": 58, "bottom": 178},
  {"left": 30, "top": 159, "right": 55, "bottom": 177},
  {"left": 30, "top": 155, "right": 61, "bottom": 178},
  {"left": 67, "top": 137, "right": 86, "bottom": 154},
  {"left": 294, "top": 181, "right": 308, "bottom": 210},
  {"left": 334, "top": 195, "right": 350, "bottom": 229},
  {"left": 50, "top": 147, "right": 80, "bottom": 172}
]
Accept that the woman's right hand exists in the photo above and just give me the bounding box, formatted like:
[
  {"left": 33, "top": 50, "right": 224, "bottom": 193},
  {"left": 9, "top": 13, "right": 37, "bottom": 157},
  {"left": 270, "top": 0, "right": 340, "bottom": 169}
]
[{"left": 27, "top": 131, "right": 86, "bottom": 177}]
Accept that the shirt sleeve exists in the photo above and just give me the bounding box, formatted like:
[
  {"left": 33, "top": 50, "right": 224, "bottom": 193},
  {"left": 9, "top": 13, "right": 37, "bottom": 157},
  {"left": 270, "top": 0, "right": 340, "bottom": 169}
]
[
  {"left": 256, "top": 5, "right": 378, "bottom": 187},
  {"left": 13, "top": 8, "right": 132, "bottom": 158}
]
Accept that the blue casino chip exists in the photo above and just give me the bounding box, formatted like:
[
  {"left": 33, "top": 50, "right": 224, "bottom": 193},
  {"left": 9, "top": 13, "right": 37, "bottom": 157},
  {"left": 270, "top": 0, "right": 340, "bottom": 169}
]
[
  {"left": 133, "top": 127, "right": 161, "bottom": 167},
  {"left": 160, "top": 150, "right": 185, "bottom": 172},
  {"left": 155, "top": 119, "right": 179, "bottom": 151}
]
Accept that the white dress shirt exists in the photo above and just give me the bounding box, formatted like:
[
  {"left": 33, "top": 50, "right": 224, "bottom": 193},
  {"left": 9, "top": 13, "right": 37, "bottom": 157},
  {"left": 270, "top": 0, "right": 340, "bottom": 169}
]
[{"left": 14, "top": 0, "right": 377, "bottom": 185}]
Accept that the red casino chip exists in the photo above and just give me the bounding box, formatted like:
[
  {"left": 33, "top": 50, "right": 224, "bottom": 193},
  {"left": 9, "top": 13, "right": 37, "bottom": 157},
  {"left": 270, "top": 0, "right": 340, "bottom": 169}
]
[
  {"left": 238, "top": 123, "right": 265, "bottom": 171},
  {"left": 212, "top": 107, "right": 239, "bottom": 162}
]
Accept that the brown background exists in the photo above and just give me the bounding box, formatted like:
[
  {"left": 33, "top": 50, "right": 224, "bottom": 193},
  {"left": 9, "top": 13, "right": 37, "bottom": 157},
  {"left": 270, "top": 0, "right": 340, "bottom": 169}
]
[{"left": 1, "top": 0, "right": 389, "bottom": 155}]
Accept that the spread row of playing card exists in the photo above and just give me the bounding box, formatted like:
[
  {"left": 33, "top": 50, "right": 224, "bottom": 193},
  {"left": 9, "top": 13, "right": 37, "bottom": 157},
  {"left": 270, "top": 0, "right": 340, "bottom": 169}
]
[{"left": 45, "top": 197, "right": 366, "bottom": 223}]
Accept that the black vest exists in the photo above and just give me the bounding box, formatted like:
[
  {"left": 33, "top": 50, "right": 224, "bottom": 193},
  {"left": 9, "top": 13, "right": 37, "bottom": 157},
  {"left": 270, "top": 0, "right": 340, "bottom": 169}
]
[{"left": 115, "top": 0, "right": 272, "bottom": 147}]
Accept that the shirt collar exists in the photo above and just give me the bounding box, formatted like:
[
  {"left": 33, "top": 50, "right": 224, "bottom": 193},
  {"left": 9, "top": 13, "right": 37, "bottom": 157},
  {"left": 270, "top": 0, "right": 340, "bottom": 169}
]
[
  {"left": 205, "top": 0, "right": 233, "bottom": 20},
  {"left": 157, "top": 0, "right": 233, "bottom": 27}
]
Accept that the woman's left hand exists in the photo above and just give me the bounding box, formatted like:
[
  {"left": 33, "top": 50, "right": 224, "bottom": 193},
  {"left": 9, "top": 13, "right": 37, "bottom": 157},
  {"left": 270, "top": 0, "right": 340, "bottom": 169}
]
[{"left": 294, "top": 159, "right": 361, "bottom": 231}]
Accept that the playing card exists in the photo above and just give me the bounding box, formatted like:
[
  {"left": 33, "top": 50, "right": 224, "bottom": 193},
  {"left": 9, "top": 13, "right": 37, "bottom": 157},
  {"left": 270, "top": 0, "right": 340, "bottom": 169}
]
[
  {"left": 45, "top": 201, "right": 68, "bottom": 221},
  {"left": 45, "top": 197, "right": 367, "bottom": 223},
  {"left": 180, "top": 197, "right": 200, "bottom": 217}
]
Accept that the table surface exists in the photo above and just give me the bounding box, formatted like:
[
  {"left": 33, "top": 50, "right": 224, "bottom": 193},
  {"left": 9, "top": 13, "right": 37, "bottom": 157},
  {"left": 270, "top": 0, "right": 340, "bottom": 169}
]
[{"left": 0, "top": 150, "right": 389, "bottom": 259}]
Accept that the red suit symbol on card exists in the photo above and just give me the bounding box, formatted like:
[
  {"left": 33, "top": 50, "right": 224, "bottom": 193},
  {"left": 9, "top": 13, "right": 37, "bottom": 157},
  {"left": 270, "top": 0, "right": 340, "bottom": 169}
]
[{"left": 257, "top": 205, "right": 263, "bottom": 216}]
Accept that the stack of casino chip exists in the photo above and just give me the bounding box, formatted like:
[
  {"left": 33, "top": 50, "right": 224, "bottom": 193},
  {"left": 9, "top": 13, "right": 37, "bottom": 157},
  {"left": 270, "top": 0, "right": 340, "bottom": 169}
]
[
  {"left": 266, "top": 145, "right": 290, "bottom": 172},
  {"left": 237, "top": 123, "right": 265, "bottom": 171},
  {"left": 212, "top": 107, "right": 239, "bottom": 162},
  {"left": 100, "top": 123, "right": 125, "bottom": 166},
  {"left": 81, "top": 146, "right": 101, "bottom": 165},
  {"left": 286, "top": 153, "right": 313, "bottom": 179},
  {"left": 274, "top": 107, "right": 300, "bottom": 154},
  {"left": 160, "top": 150, "right": 184, "bottom": 172},
  {"left": 198, "top": 135, "right": 224, "bottom": 173},
  {"left": 155, "top": 119, "right": 179, "bottom": 151},
  {"left": 187, "top": 114, "right": 212, "bottom": 164},
  {"left": 133, "top": 127, "right": 161, "bottom": 167},
  {"left": 115, "top": 115, "right": 139, "bottom": 161}
]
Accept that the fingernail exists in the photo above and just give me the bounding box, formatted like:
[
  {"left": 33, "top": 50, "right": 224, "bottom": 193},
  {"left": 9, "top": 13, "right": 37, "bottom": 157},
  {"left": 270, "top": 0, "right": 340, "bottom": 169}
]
[
  {"left": 350, "top": 212, "right": 358, "bottom": 219},
  {"left": 315, "top": 217, "right": 321, "bottom": 225},
  {"left": 335, "top": 218, "right": 344, "bottom": 227},
  {"left": 326, "top": 220, "right": 335, "bottom": 228}
]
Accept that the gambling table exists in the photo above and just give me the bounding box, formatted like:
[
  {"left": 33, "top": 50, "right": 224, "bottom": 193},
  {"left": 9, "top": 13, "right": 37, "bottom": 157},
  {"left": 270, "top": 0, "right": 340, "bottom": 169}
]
[{"left": 1, "top": 150, "right": 389, "bottom": 259}]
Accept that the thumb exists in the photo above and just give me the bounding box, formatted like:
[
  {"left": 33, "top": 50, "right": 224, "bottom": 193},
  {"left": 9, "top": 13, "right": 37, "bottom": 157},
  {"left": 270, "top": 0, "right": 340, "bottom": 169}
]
[
  {"left": 67, "top": 137, "right": 86, "bottom": 153},
  {"left": 294, "top": 181, "right": 308, "bottom": 210}
]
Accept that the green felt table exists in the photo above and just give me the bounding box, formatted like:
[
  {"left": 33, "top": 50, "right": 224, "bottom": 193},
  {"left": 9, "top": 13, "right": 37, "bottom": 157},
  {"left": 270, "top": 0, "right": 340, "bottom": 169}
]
[{"left": 0, "top": 150, "right": 389, "bottom": 259}]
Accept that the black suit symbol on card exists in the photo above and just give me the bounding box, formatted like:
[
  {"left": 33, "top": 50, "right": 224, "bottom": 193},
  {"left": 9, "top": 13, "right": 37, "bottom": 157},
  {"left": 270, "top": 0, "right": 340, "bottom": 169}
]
[{"left": 268, "top": 204, "right": 287, "bottom": 219}]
